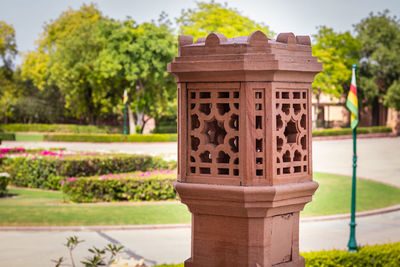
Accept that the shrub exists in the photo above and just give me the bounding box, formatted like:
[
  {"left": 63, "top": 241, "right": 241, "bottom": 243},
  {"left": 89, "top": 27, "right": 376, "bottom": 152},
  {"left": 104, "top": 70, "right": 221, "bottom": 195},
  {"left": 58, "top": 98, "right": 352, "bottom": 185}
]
[
  {"left": 153, "top": 124, "right": 177, "bottom": 133},
  {"left": 154, "top": 243, "right": 400, "bottom": 267},
  {"left": 43, "top": 133, "right": 178, "bottom": 142},
  {"left": 302, "top": 242, "right": 400, "bottom": 266},
  {"left": 312, "top": 126, "right": 392, "bottom": 137},
  {"left": 2, "top": 154, "right": 176, "bottom": 190},
  {"left": 0, "top": 132, "right": 16, "bottom": 141},
  {"left": 62, "top": 171, "right": 177, "bottom": 202},
  {"left": 0, "top": 123, "right": 121, "bottom": 134},
  {"left": 0, "top": 173, "right": 10, "bottom": 196}
]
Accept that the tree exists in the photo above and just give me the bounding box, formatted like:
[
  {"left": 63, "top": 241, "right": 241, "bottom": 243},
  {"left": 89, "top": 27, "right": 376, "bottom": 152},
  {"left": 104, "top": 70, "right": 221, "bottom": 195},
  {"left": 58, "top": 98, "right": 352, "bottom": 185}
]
[
  {"left": 177, "top": 1, "right": 274, "bottom": 40},
  {"left": 355, "top": 10, "right": 400, "bottom": 126},
  {"left": 0, "top": 21, "right": 18, "bottom": 122},
  {"left": 21, "top": 4, "right": 177, "bottom": 129},
  {"left": 88, "top": 16, "right": 177, "bottom": 132},
  {"left": 312, "top": 26, "right": 360, "bottom": 127},
  {"left": 21, "top": 4, "right": 108, "bottom": 124}
]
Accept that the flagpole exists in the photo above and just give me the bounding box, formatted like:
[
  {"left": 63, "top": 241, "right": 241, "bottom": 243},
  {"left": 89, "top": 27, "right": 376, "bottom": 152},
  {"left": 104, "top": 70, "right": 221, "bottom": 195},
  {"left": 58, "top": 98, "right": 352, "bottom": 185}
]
[
  {"left": 123, "top": 103, "right": 127, "bottom": 136},
  {"left": 123, "top": 89, "right": 128, "bottom": 136},
  {"left": 347, "top": 64, "right": 358, "bottom": 252}
]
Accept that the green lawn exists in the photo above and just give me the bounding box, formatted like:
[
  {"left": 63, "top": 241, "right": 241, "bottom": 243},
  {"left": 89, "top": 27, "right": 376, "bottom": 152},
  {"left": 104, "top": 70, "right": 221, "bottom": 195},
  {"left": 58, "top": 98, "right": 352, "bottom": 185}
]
[
  {"left": 15, "top": 133, "right": 44, "bottom": 141},
  {"left": 1, "top": 172, "right": 400, "bottom": 226}
]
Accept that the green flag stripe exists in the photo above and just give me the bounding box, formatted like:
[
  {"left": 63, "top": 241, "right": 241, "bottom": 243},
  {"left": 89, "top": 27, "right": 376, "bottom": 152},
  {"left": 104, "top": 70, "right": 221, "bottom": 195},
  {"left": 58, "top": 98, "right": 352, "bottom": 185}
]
[
  {"left": 350, "top": 118, "right": 359, "bottom": 129},
  {"left": 346, "top": 100, "right": 358, "bottom": 117}
]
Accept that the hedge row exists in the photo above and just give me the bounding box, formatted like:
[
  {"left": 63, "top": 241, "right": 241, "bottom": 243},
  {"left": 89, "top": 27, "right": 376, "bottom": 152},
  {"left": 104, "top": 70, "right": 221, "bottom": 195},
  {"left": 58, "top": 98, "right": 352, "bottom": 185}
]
[
  {"left": 155, "top": 242, "right": 400, "bottom": 267},
  {"left": 62, "top": 172, "right": 177, "bottom": 202},
  {"left": 302, "top": 242, "right": 400, "bottom": 266},
  {"left": 153, "top": 125, "right": 177, "bottom": 133},
  {"left": 312, "top": 126, "right": 392, "bottom": 137},
  {"left": 1, "top": 154, "right": 176, "bottom": 190},
  {"left": 0, "top": 132, "right": 16, "bottom": 141},
  {"left": 43, "top": 133, "right": 178, "bottom": 142},
  {"left": 0, "top": 123, "right": 121, "bottom": 134}
]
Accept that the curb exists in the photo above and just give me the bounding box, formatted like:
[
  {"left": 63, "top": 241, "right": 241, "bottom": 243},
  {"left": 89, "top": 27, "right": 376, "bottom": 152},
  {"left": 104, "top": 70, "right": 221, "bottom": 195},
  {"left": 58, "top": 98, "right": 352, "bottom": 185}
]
[
  {"left": 1, "top": 204, "right": 400, "bottom": 232},
  {"left": 312, "top": 132, "right": 397, "bottom": 141},
  {"left": 300, "top": 204, "right": 400, "bottom": 222}
]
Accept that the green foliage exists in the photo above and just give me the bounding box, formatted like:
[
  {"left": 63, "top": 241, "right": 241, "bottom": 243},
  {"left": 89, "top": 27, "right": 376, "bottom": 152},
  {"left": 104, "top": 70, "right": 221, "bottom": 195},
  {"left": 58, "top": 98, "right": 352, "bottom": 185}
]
[
  {"left": 155, "top": 243, "right": 400, "bottom": 267},
  {"left": 0, "top": 123, "right": 121, "bottom": 134},
  {"left": 177, "top": 1, "right": 274, "bottom": 40},
  {"left": 0, "top": 173, "right": 9, "bottom": 196},
  {"left": 3, "top": 154, "right": 174, "bottom": 190},
  {"left": 0, "top": 132, "right": 15, "bottom": 140},
  {"left": 355, "top": 10, "right": 400, "bottom": 111},
  {"left": 312, "top": 126, "right": 392, "bottom": 137},
  {"left": 21, "top": 4, "right": 177, "bottom": 125},
  {"left": 302, "top": 242, "right": 400, "bottom": 266},
  {"left": 98, "top": 18, "right": 177, "bottom": 128},
  {"left": 312, "top": 26, "right": 361, "bottom": 98},
  {"left": 52, "top": 236, "right": 123, "bottom": 267},
  {"left": 43, "top": 133, "right": 177, "bottom": 142},
  {"left": 0, "top": 21, "right": 17, "bottom": 70},
  {"left": 0, "top": 21, "right": 19, "bottom": 122},
  {"left": 62, "top": 174, "right": 177, "bottom": 202},
  {"left": 153, "top": 124, "right": 177, "bottom": 133}
]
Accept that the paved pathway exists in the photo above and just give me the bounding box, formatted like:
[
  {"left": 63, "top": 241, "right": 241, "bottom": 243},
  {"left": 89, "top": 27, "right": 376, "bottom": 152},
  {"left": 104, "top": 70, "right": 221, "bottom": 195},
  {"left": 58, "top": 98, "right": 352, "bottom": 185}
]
[
  {"left": 1, "top": 211, "right": 399, "bottom": 267},
  {"left": 1, "top": 137, "right": 399, "bottom": 266}
]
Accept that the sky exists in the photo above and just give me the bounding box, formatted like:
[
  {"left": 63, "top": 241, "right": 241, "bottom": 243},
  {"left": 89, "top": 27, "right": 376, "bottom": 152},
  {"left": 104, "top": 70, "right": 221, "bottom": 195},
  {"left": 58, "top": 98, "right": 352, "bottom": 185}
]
[{"left": 1, "top": 0, "right": 400, "bottom": 65}]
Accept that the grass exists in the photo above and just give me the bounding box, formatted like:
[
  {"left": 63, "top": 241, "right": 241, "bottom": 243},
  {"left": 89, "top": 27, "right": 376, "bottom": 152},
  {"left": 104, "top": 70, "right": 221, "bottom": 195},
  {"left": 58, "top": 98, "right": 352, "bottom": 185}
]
[
  {"left": 1, "top": 172, "right": 400, "bottom": 226},
  {"left": 15, "top": 133, "right": 44, "bottom": 141},
  {"left": 303, "top": 172, "right": 400, "bottom": 216},
  {"left": 0, "top": 189, "right": 189, "bottom": 226}
]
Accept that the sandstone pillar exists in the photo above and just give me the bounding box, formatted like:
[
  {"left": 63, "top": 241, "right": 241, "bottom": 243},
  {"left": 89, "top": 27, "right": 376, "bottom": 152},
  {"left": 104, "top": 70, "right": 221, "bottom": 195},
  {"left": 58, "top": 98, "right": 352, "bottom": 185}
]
[{"left": 168, "top": 31, "right": 322, "bottom": 267}]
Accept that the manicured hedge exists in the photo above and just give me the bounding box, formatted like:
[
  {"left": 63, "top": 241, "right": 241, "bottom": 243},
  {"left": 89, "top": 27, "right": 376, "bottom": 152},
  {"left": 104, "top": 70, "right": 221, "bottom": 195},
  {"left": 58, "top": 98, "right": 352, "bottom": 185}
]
[
  {"left": 62, "top": 172, "right": 177, "bottom": 202},
  {"left": 0, "top": 123, "right": 121, "bottom": 134},
  {"left": 153, "top": 125, "right": 177, "bottom": 133},
  {"left": 154, "top": 242, "right": 400, "bottom": 267},
  {"left": 312, "top": 126, "right": 392, "bottom": 137},
  {"left": 302, "top": 242, "right": 400, "bottom": 266},
  {"left": 43, "top": 133, "right": 177, "bottom": 142},
  {"left": 0, "top": 132, "right": 16, "bottom": 141},
  {"left": 2, "top": 154, "right": 176, "bottom": 190}
]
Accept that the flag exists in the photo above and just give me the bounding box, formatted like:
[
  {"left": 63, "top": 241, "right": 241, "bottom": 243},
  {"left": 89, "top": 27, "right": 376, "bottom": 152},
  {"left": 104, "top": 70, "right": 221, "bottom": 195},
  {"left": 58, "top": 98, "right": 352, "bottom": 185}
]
[
  {"left": 123, "top": 89, "right": 128, "bottom": 105},
  {"left": 346, "top": 65, "right": 358, "bottom": 129}
]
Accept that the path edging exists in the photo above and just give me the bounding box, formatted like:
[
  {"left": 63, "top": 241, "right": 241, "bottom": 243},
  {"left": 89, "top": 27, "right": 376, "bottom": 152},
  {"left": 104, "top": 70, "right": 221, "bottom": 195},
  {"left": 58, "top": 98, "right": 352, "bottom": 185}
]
[{"left": 2, "top": 204, "right": 400, "bottom": 231}]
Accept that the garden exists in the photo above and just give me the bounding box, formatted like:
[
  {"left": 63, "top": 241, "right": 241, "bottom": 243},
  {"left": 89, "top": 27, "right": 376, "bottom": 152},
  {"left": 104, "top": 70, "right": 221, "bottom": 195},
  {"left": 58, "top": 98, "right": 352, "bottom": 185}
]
[
  {"left": 1, "top": 147, "right": 400, "bottom": 226},
  {"left": 1, "top": 147, "right": 400, "bottom": 266}
]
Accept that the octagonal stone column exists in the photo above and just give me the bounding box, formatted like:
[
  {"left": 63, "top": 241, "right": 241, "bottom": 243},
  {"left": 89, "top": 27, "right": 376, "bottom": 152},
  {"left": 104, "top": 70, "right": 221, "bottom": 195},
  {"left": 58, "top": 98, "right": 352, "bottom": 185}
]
[{"left": 168, "top": 31, "right": 322, "bottom": 267}]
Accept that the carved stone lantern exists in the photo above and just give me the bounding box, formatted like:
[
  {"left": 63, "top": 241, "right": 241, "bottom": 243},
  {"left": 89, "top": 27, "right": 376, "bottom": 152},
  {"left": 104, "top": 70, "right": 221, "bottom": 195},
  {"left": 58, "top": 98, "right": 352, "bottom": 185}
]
[{"left": 167, "top": 31, "right": 322, "bottom": 267}]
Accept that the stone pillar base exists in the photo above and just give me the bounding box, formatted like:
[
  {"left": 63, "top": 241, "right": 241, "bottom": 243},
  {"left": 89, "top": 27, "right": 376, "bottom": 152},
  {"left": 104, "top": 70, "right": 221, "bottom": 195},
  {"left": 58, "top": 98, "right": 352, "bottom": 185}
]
[{"left": 175, "top": 181, "right": 318, "bottom": 267}]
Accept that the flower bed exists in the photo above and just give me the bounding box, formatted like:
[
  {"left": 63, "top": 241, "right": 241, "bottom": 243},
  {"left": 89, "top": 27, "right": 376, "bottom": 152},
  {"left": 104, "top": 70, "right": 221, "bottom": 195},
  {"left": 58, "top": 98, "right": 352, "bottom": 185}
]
[
  {"left": 62, "top": 170, "right": 178, "bottom": 202},
  {"left": 1, "top": 152, "right": 176, "bottom": 190},
  {"left": 0, "top": 147, "right": 66, "bottom": 158}
]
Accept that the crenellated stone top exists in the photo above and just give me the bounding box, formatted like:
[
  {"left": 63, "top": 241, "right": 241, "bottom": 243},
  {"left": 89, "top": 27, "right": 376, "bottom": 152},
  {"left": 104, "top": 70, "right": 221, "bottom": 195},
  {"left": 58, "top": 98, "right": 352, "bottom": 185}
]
[{"left": 167, "top": 31, "right": 322, "bottom": 83}]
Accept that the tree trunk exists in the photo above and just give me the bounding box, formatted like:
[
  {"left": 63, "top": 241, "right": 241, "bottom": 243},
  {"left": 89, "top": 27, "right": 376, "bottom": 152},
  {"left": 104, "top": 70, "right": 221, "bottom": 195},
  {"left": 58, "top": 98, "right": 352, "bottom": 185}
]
[
  {"left": 372, "top": 98, "right": 380, "bottom": 126},
  {"left": 128, "top": 106, "right": 136, "bottom": 135}
]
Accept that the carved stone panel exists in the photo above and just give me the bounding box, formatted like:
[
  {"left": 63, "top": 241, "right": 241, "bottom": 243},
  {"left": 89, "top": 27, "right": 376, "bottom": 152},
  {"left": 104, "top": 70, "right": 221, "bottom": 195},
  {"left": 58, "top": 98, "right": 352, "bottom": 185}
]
[
  {"left": 274, "top": 88, "right": 309, "bottom": 180},
  {"left": 187, "top": 84, "right": 240, "bottom": 185}
]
